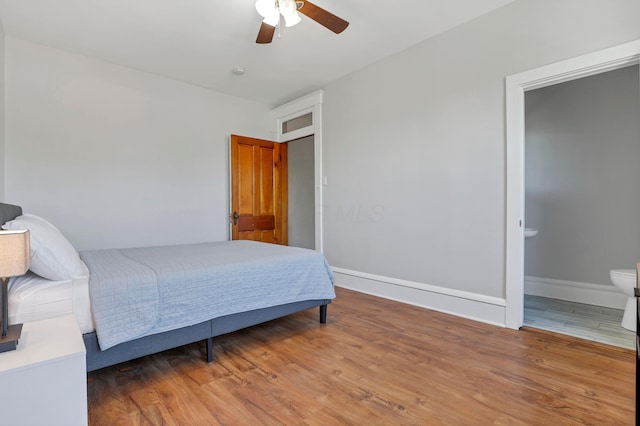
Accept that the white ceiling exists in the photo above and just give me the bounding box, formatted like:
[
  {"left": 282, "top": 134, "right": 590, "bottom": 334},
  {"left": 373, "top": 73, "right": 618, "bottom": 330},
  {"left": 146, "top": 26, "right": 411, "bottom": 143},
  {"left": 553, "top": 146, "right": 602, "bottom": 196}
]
[{"left": 0, "top": 0, "right": 517, "bottom": 106}]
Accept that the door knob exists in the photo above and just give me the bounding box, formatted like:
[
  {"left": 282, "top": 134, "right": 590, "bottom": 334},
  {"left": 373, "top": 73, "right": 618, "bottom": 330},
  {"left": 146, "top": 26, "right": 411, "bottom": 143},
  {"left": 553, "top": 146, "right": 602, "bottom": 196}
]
[{"left": 233, "top": 211, "right": 239, "bottom": 225}]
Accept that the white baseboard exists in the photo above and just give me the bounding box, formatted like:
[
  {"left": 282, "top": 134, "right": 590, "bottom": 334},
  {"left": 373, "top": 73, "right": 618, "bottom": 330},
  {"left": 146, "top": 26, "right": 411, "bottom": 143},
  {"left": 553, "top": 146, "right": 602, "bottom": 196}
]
[
  {"left": 524, "top": 276, "right": 627, "bottom": 309},
  {"left": 332, "top": 267, "right": 507, "bottom": 327}
]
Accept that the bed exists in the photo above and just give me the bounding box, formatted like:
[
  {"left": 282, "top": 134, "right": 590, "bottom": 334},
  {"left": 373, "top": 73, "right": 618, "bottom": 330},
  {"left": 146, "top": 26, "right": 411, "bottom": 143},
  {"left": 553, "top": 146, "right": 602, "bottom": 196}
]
[{"left": 0, "top": 203, "right": 335, "bottom": 372}]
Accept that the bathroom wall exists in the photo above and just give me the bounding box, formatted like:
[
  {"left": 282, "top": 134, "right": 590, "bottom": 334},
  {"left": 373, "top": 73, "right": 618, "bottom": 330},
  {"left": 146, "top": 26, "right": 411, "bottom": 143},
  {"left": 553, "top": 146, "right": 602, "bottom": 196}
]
[{"left": 524, "top": 65, "right": 640, "bottom": 290}]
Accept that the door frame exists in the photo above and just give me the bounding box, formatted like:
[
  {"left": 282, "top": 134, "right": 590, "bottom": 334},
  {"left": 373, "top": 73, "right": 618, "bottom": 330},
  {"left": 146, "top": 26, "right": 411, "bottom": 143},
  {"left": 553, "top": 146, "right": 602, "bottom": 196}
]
[
  {"left": 504, "top": 40, "right": 640, "bottom": 329},
  {"left": 272, "top": 90, "right": 325, "bottom": 252}
]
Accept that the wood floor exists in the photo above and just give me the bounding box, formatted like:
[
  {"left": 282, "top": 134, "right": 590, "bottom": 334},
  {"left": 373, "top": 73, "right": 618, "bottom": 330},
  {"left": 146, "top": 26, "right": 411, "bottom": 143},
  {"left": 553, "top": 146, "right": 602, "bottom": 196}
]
[{"left": 88, "top": 287, "right": 635, "bottom": 425}]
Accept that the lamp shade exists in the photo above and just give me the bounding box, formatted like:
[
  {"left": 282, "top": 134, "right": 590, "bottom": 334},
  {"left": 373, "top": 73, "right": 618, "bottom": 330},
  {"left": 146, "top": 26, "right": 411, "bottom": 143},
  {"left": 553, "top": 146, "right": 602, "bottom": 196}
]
[
  {"left": 263, "top": 9, "right": 280, "bottom": 26},
  {"left": 255, "top": 0, "right": 276, "bottom": 18},
  {"left": 284, "top": 11, "right": 301, "bottom": 27},
  {"left": 0, "top": 230, "right": 30, "bottom": 277},
  {"left": 279, "top": 0, "right": 297, "bottom": 16}
]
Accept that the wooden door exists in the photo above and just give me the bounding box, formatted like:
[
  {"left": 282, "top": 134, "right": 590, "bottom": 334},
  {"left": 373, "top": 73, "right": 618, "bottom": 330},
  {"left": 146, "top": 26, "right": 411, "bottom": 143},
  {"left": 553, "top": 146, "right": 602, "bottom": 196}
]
[{"left": 230, "top": 134, "right": 288, "bottom": 244}]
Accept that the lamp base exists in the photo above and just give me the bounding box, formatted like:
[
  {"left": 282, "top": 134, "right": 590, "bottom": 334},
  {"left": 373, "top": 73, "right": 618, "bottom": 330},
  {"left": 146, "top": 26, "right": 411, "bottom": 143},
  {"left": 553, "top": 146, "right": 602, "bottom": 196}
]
[{"left": 0, "top": 323, "right": 23, "bottom": 353}]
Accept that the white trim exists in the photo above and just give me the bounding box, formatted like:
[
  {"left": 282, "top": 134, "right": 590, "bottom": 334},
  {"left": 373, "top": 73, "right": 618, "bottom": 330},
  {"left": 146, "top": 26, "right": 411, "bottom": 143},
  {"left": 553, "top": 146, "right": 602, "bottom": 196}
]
[
  {"left": 273, "top": 91, "right": 323, "bottom": 124},
  {"left": 332, "top": 267, "right": 506, "bottom": 327},
  {"left": 504, "top": 40, "right": 640, "bottom": 329},
  {"left": 524, "top": 276, "right": 626, "bottom": 309},
  {"left": 272, "top": 90, "right": 324, "bottom": 252}
]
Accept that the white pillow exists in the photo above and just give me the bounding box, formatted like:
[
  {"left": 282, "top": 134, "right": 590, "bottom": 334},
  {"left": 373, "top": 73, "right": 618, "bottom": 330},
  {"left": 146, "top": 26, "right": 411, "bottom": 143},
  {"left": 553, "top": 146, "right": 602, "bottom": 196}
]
[{"left": 2, "top": 214, "right": 85, "bottom": 280}]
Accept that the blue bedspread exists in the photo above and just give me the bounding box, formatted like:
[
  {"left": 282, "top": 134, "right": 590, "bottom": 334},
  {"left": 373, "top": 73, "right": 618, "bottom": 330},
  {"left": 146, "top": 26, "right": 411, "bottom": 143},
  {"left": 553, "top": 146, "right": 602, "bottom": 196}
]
[{"left": 80, "top": 241, "right": 335, "bottom": 350}]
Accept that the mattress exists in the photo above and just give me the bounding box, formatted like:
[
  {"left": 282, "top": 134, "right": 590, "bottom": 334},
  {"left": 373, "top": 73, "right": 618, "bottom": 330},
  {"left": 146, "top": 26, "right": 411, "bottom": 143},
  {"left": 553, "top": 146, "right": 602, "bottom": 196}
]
[
  {"left": 81, "top": 240, "right": 336, "bottom": 350},
  {"left": 8, "top": 260, "right": 94, "bottom": 333}
]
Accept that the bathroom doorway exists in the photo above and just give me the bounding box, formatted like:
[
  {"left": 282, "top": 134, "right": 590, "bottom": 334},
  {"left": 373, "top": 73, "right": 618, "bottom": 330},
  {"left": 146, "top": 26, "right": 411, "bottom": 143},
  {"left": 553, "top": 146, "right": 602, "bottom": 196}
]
[
  {"left": 521, "top": 64, "right": 639, "bottom": 348},
  {"left": 505, "top": 40, "right": 640, "bottom": 333}
]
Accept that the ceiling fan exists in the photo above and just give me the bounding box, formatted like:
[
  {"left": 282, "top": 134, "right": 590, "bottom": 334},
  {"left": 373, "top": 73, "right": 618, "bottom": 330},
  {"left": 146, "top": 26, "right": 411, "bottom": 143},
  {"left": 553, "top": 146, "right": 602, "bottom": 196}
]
[{"left": 254, "top": 0, "right": 349, "bottom": 44}]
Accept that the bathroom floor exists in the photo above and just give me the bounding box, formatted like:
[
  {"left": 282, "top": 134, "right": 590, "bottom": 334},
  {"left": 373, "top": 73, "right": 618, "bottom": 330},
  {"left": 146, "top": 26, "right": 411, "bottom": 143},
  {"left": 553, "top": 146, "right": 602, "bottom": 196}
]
[{"left": 524, "top": 295, "right": 635, "bottom": 350}]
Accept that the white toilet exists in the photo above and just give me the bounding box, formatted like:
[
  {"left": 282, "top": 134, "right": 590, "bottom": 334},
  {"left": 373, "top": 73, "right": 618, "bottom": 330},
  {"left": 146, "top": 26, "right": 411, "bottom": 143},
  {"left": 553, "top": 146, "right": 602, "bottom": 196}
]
[{"left": 610, "top": 269, "right": 637, "bottom": 331}]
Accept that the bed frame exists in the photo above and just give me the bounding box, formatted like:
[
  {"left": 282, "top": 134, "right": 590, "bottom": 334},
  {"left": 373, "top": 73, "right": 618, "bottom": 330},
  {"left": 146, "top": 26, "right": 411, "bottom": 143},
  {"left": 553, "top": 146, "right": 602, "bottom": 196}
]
[{"left": 0, "top": 203, "right": 331, "bottom": 372}]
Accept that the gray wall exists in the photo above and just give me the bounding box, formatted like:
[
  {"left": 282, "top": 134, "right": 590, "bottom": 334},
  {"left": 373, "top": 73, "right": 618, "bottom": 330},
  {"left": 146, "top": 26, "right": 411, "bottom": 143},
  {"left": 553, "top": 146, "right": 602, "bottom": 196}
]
[
  {"left": 4, "top": 37, "right": 272, "bottom": 250},
  {"left": 524, "top": 65, "right": 640, "bottom": 286},
  {"left": 322, "top": 0, "right": 640, "bottom": 299},
  {"left": 287, "top": 136, "right": 315, "bottom": 249}
]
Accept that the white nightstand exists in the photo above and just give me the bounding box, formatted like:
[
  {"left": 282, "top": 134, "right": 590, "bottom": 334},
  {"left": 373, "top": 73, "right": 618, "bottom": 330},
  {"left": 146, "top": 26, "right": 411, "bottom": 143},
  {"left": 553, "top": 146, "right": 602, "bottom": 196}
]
[{"left": 0, "top": 315, "right": 87, "bottom": 425}]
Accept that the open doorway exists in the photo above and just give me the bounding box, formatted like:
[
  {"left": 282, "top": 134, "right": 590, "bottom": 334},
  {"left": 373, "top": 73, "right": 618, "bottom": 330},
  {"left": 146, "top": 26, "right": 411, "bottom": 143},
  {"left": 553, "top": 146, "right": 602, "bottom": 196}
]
[
  {"left": 228, "top": 92, "right": 324, "bottom": 250},
  {"left": 287, "top": 135, "right": 315, "bottom": 249},
  {"left": 505, "top": 40, "right": 640, "bottom": 330},
  {"left": 522, "top": 65, "right": 639, "bottom": 349},
  {"left": 273, "top": 90, "right": 325, "bottom": 252}
]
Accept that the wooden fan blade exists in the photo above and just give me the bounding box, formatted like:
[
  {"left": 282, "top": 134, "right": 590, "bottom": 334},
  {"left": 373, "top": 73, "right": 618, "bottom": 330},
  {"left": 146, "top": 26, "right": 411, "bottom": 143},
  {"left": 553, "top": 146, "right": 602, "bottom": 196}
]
[
  {"left": 256, "top": 22, "right": 276, "bottom": 44},
  {"left": 297, "top": 1, "right": 349, "bottom": 34}
]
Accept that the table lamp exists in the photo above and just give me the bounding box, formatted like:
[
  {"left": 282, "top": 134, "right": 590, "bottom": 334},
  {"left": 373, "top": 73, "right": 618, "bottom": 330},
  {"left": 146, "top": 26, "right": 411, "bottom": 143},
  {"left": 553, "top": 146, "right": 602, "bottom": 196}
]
[{"left": 0, "top": 229, "right": 30, "bottom": 353}]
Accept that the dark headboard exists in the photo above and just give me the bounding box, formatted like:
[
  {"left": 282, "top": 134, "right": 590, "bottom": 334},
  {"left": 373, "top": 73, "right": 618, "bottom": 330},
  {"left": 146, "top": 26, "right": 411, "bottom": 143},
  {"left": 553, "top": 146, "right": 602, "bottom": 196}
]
[{"left": 0, "top": 203, "right": 23, "bottom": 226}]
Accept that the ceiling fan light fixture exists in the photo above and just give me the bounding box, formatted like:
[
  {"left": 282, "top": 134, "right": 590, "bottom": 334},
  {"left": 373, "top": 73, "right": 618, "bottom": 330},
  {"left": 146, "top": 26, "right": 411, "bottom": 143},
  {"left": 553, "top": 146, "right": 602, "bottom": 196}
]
[
  {"left": 284, "top": 11, "right": 301, "bottom": 27},
  {"left": 254, "top": 0, "right": 349, "bottom": 44},
  {"left": 278, "top": 0, "right": 297, "bottom": 17},
  {"left": 255, "top": 0, "right": 276, "bottom": 18},
  {"left": 263, "top": 10, "right": 280, "bottom": 27}
]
